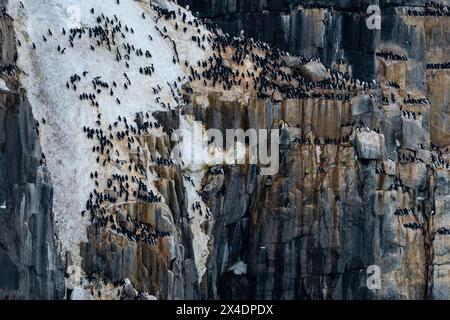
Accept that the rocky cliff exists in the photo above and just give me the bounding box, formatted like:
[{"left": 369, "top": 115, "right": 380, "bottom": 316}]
[
  {"left": 180, "top": 0, "right": 450, "bottom": 145},
  {"left": 0, "top": 0, "right": 449, "bottom": 300},
  {"left": 0, "top": 3, "right": 65, "bottom": 299},
  {"left": 179, "top": 0, "right": 450, "bottom": 300}
]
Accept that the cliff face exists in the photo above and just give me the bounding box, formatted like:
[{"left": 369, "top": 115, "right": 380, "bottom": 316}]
[
  {"left": 180, "top": 96, "right": 429, "bottom": 300},
  {"left": 180, "top": 0, "right": 450, "bottom": 144},
  {"left": 0, "top": 7, "right": 65, "bottom": 299},
  {"left": 0, "top": 0, "right": 449, "bottom": 301},
  {"left": 179, "top": 0, "right": 377, "bottom": 80},
  {"left": 177, "top": 0, "right": 450, "bottom": 299},
  {"left": 6, "top": 0, "right": 214, "bottom": 300}
]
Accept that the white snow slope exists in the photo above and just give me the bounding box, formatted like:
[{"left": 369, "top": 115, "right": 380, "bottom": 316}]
[{"left": 8, "top": 0, "right": 213, "bottom": 280}]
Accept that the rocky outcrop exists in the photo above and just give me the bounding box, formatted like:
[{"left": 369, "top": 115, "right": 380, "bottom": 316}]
[
  {"left": 355, "top": 131, "right": 386, "bottom": 160},
  {"left": 298, "top": 61, "right": 329, "bottom": 82}
]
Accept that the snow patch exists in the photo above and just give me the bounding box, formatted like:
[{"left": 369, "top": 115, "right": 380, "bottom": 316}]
[{"left": 228, "top": 261, "right": 247, "bottom": 275}]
